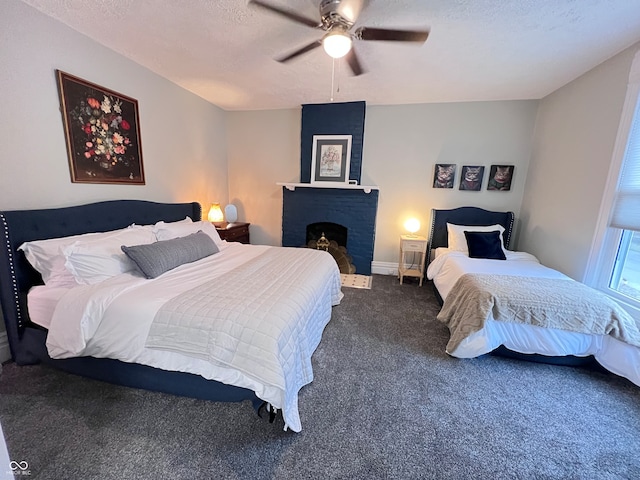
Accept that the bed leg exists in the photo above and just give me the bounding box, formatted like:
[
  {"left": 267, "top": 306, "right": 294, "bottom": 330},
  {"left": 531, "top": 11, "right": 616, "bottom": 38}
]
[{"left": 257, "top": 401, "right": 278, "bottom": 423}]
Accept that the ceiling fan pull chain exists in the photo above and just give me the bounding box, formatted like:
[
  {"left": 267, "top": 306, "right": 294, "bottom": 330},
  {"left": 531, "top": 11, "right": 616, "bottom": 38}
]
[{"left": 330, "top": 57, "right": 336, "bottom": 102}]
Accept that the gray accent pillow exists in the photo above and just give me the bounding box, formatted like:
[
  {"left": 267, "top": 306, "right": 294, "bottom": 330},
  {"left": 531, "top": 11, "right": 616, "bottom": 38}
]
[{"left": 121, "top": 231, "right": 219, "bottom": 279}]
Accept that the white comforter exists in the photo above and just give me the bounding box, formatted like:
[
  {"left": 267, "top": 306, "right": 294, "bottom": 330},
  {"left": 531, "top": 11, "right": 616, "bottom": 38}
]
[
  {"left": 427, "top": 248, "right": 640, "bottom": 387},
  {"left": 44, "top": 242, "right": 343, "bottom": 432}
]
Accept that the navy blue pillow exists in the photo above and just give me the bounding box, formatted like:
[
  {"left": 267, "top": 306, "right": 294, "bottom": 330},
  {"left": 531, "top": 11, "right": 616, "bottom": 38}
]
[{"left": 464, "top": 230, "right": 506, "bottom": 260}]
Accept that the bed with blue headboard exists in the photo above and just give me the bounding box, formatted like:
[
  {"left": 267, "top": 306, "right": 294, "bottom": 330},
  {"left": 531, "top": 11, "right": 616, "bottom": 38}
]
[
  {"left": 426, "top": 206, "right": 640, "bottom": 386},
  {"left": 0, "top": 200, "right": 262, "bottom": 407}
]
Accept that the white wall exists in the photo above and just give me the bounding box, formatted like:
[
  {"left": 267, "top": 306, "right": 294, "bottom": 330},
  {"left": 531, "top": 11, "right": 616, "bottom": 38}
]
[
  {"left": 0, "top": 0, "right": 229, "bottom": 212},
  {"left": 363, "top": 101, "right": 538, "bottom": 263},
  {"left": 227, "top": 101, "right": 538, "bottom": 264},
  {"left": 519, "top": 43, "right": 640, "bottom": 280},
  {"left": 227, "top": 109, "right": 301, "bottom": 246}
]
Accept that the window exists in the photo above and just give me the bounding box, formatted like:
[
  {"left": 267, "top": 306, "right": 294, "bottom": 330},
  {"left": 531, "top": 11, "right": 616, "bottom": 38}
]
[
  {"left": 610, "top": 230, "right": 640, "bottom": 302},
  {"left": 587, "top": 50, "right": 640, "bottom": 319}
]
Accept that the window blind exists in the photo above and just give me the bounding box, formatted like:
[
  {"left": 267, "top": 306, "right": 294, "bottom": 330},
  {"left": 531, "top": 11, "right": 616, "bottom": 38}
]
[{"left": 610, "top": 95, "right": 640, "bottom": 231}]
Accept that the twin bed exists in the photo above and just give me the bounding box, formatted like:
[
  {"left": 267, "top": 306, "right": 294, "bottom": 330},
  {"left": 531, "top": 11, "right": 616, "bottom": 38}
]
[
  {"left": 426, "top": 206, "right": 640, "bottom": 387},
  {"left": 0, "top": 200, "right": 342, "bottom": 432}
]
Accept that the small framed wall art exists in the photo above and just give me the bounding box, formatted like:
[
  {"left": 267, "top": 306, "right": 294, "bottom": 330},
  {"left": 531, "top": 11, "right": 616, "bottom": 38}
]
[
  {"left": 310, "top": 135, "right": 352, "bottom": 185},
  {"left": 433, "top": 164, "right": 456, "bottom": 188},
  {"left": 487, "top": 165, "right": 514, "bottom": 191},
  {"left": 56, "top": 70, "right": 145, "bottom": 184},
  {"left": 459, "top": 165, "right": 485, "bottom": 191}
]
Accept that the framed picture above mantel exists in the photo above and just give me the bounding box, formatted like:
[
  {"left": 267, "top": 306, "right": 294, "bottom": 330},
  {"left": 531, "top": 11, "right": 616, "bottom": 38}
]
[
  {"left": 56, "top": 70, "right": 145, "bottom": 185},
  {"left": 310, "top": 135, "right": 352, "bottom": 185}
]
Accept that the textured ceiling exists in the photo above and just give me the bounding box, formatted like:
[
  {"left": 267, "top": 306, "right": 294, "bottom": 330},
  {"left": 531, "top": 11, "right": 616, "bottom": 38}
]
[{"left": 21, "top": 0, "right": 640, "bottom": 111}]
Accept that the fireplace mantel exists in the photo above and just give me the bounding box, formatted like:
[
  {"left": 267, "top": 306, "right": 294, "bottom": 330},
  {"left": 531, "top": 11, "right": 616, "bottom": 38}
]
[{"left": 277, "top": 182, "right": 379, "bottom": 194}]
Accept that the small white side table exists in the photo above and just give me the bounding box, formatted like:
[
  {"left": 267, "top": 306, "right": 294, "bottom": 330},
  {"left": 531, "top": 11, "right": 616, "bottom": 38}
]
[{"left": 398, "top": 235, "right": 428, "bottom": 286}]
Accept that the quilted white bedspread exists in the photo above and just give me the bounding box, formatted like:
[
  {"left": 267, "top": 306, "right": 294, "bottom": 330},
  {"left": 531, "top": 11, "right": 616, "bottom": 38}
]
[
  {"left": 146, "top": 247, "right": 343, "bottom": 432},
  {"left": 45, "top": 243, "right": 343, "bottom": 432}
]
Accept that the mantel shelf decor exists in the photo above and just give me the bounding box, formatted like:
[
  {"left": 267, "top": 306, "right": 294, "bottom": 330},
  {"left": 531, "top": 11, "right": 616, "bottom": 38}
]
[
  {"left": 311, "top": 135, "right": 352, "bottom": 185},
  {"left": 277, "top": 182, "right": 379, "bottom": 194}
]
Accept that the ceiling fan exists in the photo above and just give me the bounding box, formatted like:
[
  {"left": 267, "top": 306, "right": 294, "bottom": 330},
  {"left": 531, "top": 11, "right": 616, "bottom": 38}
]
[{"left": 248, "top": 0, "right": 430, "bottom": 76}]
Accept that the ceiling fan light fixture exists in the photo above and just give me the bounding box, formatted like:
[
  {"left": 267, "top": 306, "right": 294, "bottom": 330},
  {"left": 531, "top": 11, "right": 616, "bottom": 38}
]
[{"left": 322, "top": 30, "right": 352, "bottom": 59}]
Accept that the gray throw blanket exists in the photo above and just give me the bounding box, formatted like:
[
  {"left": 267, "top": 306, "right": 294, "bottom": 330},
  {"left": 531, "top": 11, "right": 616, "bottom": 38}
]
[{"left": 437, "top": 274, "right": 640, "bottom": 354}]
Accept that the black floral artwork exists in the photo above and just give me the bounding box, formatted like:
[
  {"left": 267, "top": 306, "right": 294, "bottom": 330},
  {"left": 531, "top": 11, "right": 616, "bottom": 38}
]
[{"left": 56, "top": 70, "right": 145, "bottom": 184}]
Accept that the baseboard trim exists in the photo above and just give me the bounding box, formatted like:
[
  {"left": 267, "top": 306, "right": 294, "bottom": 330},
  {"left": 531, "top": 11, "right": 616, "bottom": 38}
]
[
  {"left": 371, "top": 261, "right": 398, "bottom": 276},
  {"left": 0, "top": 332, "right": 11, "bottom": 364}
]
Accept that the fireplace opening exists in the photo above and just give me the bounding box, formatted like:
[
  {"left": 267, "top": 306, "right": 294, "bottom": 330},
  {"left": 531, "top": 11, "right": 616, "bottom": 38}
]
[
  {"left": 306, "top": 222, "right": 355, "bottom": 274},
  {"left": 306, "top": 222, "right": 347, "bottom": 246}
]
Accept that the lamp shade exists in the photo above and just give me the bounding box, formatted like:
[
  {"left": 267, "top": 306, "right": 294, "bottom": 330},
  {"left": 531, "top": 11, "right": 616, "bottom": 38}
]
[
  {"left": 404, "top": 218, "right": 421, "bottom": 235},
  {"left": 208, "top": 203, "right": 224, "bottom": 223},
  {"left": 322, "top": 30, "right": 352, "bottom": 59},
  {"left": 224, "top": 204, "right": 238, "bottom": 223}
]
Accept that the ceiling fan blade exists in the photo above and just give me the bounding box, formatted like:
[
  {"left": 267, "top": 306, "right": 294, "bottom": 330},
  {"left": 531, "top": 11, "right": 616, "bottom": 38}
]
[
  {"left": 354, "top": 26, "right": 430, "bottom": 43},
  {"left": 276, "top": 40, "right": 322, "bottom": 63},
  {"left": 345, "top": 48, "right": 365, "bottom": 76},
  {"left": 248, "top": 0, "right": 321, "bottom": 28}
]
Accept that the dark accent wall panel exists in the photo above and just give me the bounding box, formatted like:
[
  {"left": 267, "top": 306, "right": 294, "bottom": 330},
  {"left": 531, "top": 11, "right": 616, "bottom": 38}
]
[
  {"left": 282, "top": 187, "right": 378, "bottom": 275},
  {"left": 300, "top": 101, "right": 366, "bottom": 184}
]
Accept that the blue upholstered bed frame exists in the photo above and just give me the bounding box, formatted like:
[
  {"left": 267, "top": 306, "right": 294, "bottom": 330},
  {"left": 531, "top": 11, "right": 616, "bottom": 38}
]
[
  {"left": 0, "top": 200, "right": 261, "bottom": 409},
  {"left": 426, "top": 206, "right": 602, "bottom": 368}
]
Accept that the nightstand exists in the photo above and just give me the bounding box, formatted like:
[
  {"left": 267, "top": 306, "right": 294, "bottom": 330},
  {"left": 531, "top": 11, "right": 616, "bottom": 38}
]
[
  {"left": 398, "top": 235, "right": 428, "bottom": 286},
  {"left": 215, "top": 222, "right": 250, "bottom": 244}
]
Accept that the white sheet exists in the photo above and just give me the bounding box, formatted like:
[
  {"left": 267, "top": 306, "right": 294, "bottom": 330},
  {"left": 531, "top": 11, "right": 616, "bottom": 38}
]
[
  {"left": 27, "top": 285, "right": 70, "bottom": 329},
  {"left": 427, "top": 249, "right": 640, "bottom": 387},
  {"left": 38, "top": 242, "right": 342, "bottom": 431}
]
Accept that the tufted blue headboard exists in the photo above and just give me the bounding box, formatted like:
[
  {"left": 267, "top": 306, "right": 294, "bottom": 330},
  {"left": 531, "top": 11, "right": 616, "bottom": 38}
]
[
  {"left": 427, "top": 207, "right": 515, "bottom": 264},
  {"left": 0, "top": 200, "right": 201, "bottom": 363}
]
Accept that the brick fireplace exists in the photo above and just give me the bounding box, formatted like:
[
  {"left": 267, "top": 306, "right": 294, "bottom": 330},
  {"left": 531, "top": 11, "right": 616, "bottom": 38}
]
[
  {"left": 281, "top": 100, "right": 377, "bottom": 274},
  {"left": 281, "top": 186, "right": 378, "bottom": 275}
]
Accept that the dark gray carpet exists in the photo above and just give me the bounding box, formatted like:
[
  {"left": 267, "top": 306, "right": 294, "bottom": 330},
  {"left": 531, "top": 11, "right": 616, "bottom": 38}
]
[{"left": 1, "top": 274, "right": 640, "bottom": 479}]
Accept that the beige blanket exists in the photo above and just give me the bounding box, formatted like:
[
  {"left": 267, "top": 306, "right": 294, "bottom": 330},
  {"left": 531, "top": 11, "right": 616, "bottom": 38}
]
[{"left": 437, "top": 273, "right": 640, "bottom": 353}]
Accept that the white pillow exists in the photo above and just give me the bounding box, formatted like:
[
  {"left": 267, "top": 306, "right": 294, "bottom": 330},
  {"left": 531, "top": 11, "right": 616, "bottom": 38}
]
[
  {"left": 153, "top": 220, "right": 223, "bottom": 245},
  {"left": 432, "top": 247, "right": 451, "bottom": 259},
  {"left": 18, "top": 228, "right": 128, "bottom": 286},
  {"left": 139, "top": 216, "right": 192, "bottom": 228},
  {"left": 63, "top": 226, "right": 156, "bottom": 285},
  {"left": 446, "top": 223, "right": 506, "bottom": 254}
]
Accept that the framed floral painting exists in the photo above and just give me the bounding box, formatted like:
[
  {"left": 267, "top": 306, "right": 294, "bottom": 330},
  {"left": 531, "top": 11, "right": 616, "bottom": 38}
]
[
  {"left": 56, "top": 70, "right": 145, "bottom": 184},
  {"left": 310, "top": 135, "right": 352, "bottom": 185}
]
